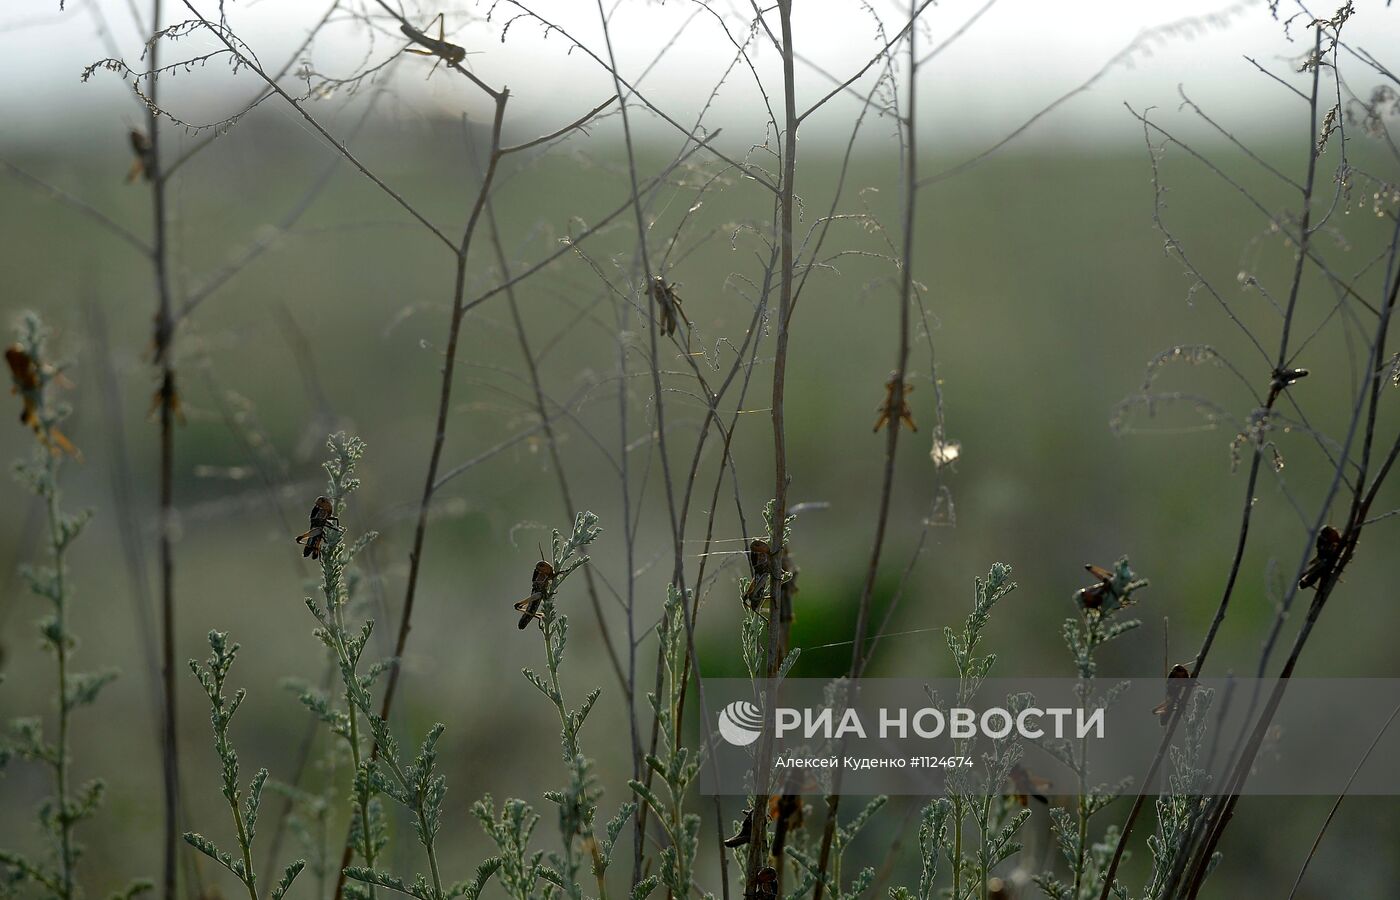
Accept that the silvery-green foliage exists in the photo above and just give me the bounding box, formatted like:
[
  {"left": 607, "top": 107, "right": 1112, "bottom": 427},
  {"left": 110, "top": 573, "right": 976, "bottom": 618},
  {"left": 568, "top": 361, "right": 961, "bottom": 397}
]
[
  {"left": 1140, "top": 687, "right": 1216, "bottom": 900},
  {"left": 184, "top": 631, "right": 306, "bottom": 900},
  {"left": 788, "top": 796, "right": 885, "bottom": 900},
  {"left": 292, "top": 436, "right": 466, "bottom": 900},
  {"left": 888, "top": 798, "right": 950, "bottom": 900},
  {"left": 931, "top": 563, "right": 1026, "bottom": 900},
  {"left": 0, "top": 315, "right": 149, "bottom": 900},
  {"left": 297, "top": 433, "right": 389, "bottom": 889},
  {"left": 1036, "top": 558, "right": 1148, "bottom": 900},
  {"left": 946, "top": 562, "right": 1017, "bottom": 704},
  {"left": 629, "top": 586, "right": 702, "bottom": 899},
  {"left": 264, "top": 774, "right": 334, "bottom": 900},
  {"left": 471, "top": 796, "right": 541, "bottom": 900},
  {"left": 513, "top": 511, "right": 616, "bottom": 900}
]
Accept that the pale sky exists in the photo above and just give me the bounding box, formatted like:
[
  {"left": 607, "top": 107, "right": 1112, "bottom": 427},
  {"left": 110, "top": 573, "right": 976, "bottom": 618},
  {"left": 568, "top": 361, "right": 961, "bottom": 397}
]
[{"left": 1, "top": 0, "right": 1396, "bottom": 150}]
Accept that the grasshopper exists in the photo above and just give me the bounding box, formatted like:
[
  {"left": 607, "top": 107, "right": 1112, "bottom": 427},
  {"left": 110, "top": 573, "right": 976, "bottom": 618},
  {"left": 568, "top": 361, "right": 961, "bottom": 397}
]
[
  {"left": 295, "top": 496, "right": 343, "bottom": 561},
  {"left": 514, "top": 558, "right": 555, "bottom": 629},
  {"left": 872, "top": 373, "right": 917, "bottom": 433},
  {"left": 126, "top": 128, "right": 155, "bottom": 183},
  {"left": 647, "top": 275, "right": 684, "bottom": 336},
  {"left": 401, "top": 13, "right": 467, "bottom": 79}
]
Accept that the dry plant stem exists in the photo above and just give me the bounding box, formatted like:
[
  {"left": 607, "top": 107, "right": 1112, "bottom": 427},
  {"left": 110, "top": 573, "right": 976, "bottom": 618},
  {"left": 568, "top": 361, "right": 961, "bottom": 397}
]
[
  {"left": 660, "top": 260, "right": 772, "bottom": 900},
  {"left": 744, "top": 4, "right": 798, "bottom": 896},
  {"left": 491, "top": 1, "right": 778, "bottom": 195},
  {"left": 0, "top": 160, "right": 151, "bottom": 255},
  {"left": 162, "top": 0, "right": 343, "bottom": 181},
  {"left": 812, "top": 11, "right": 919, "bottom": 898},
  {"left": 484, "top": 198, "right": 627, "bottom": 694},
  {"left": 141, "top": 2, "right": 181, "bottom": 897},
  {"left": 330, "top": 93, "right": 507, "bottom": 900},
  {"left": 47, "top": 454, "right": 75, "bottom": 900},
  {"left": 1183, "top": 238, "right": 1400, "bottom": 900},
  {"left": 613, "top": 280, "right": 642, "bottom": 885},
  {"left": 620, "top": 62, "right": 775, "bottom": 846},
  {"left": 655, "top": 275, "right": 771, "bottom": 900},
  {"left": 1168, "top": 257, "right": 1400, "bottom": 895},
  {"left": 1097, "top": 29, "right": 1327, "bottom": 896},
  {"left": 590, "top": 2, "right": 707, "bottom": 883},
  {"left": 179, "top": 0, "right": 457, "bottom": 254},
  {"left": 1287, "top": 699, "right": 1400, "bottom": 899},
  {"left": 460, "top": 135, "right": 719, "bottom": 317}
]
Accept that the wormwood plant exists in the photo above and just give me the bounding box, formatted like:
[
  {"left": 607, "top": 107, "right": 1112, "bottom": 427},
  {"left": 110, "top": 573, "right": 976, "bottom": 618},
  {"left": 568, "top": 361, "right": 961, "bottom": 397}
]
[
  {"left": 294, "top": 434, "right": 390, "bottom": 897},
  {"left": 474, "top": 510, "right": 629, "bottom": 900},
  {"left": 808, "top": 564, "right": 1025, "bottom": 900},
  {"left": 874, "top": 561, "right": 1182, "bottom": 900},
  {"left": 0, "top": 315, "right": 149, "bottom": 900},
  {"left": 292, "top": 435, "right": 474, "bottom": 900},
  {"left": 1137, "top": 689, "right": 1215, "bottom": 900},
  {"left": 940, "top": 563, "right": 1027, "bottom": 900},
  {"left": 627, "top": 587, "right": 697, "bottom": 900},
  {"left": 788, "top": 795, "right": 886, "bottom": 900},
  {"left": 262, "top": 774, "right": 334, "bottom": 900},
  {"left": 1036, "top": 560, "right": 1148, "bottom": 900},
  {"left": 183, "top": 631, "right": 307, "bottom": 900},
  {"left": 8, "top": 1, "right": 1394, "bottom": 897},
  {"left": 280, "top": 435, "right": 617, "bottom": 900}
]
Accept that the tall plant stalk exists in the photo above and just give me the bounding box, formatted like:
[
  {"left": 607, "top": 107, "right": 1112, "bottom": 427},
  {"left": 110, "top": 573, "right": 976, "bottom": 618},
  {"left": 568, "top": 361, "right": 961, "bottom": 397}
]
[
  {"left": 1, "top": 315, "right": 148, "bottom": 900},
  {"left": 137, "top": 2, "right": 183, "bottom": 897}
]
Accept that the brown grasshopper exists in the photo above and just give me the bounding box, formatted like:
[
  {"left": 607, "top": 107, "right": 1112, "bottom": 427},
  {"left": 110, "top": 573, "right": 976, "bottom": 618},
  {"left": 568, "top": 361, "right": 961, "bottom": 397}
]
[
  {"left": 514, "top": 558, "right": 556, "bottom": 629},
  {"left": 144, "top": 371, "right": 186, "bottom": 426},
  {"left": 721, "top": 806, "right": 753, "bottom": 848},
  {"left": 1152, "top": 663, "right": 1193, "bottom": 725},
  {"left": 872, "top": 373, "right": 916, "bottom": 433},
  {"left": 1076, "top": 563, "right": 1115, "bottom": 610},
  {"left": 126, "top": 129, "right": 155, "bottom": 183},
  {"left": 6, "top": 344, "right": 80, "bottom": 458},
  {"left": 754, "top": 867, "right": 778, "bottom": 900},
  {"left": 1008, "top": 763, "right": 1051, "bottom": 806},
  {"left": 742, "top": 538, "right": 772, "bottom": 611},
  {"left": 295, "top": 496, "right": 341, "bottom": 561},
  {"left": 401, "top": 13, "right": 467, "bottom": 79},
  {"left": 647, "top": 275, "right": 684, "bottom": 337},
  {"left": 1298, "top": 525, "right": 1344, "bottom": 590}
]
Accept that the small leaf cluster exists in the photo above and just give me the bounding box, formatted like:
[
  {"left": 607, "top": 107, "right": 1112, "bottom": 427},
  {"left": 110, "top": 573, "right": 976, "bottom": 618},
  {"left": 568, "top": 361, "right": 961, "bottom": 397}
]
[{"left": 789, "top": 796, "right": 887, "bottom": 900}]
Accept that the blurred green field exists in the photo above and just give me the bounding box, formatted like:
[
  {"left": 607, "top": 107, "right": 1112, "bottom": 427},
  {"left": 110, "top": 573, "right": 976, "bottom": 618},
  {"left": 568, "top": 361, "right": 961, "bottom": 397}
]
[{"left": 1, "top": 110, "right": 1397, "bottom": 898}]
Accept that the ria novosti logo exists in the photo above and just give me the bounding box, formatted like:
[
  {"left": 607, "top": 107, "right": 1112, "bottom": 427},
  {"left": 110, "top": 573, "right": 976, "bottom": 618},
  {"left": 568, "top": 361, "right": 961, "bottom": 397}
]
[
  {"left": 717, "top": 700, "right": 764, "bottom": 746},
  {"left": 718, "top": 701, "right": 1106, "bottom": 747}
]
